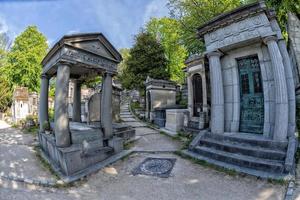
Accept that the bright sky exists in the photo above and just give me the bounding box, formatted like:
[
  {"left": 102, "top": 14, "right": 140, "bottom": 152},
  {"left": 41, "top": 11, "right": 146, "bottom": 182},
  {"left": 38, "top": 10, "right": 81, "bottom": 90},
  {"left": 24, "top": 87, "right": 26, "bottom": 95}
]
[{"left": 0, "top": 0, "right": 169, "bottom": 49}]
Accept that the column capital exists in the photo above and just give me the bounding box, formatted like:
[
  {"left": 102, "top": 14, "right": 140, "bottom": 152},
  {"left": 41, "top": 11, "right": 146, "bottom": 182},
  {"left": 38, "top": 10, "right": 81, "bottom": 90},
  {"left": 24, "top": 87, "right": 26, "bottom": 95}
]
[
  {"left": 41, "top": 73, "right": 50, "bottom": 79},
  {"left": 263, "top": 35, "right": 277, "bottom": 44},
  {"left": 103, "top": 71, "right": 115, "bottom": 76},
  {"left": 206, "top": 51, "right": 223, "bottom": 59},
  {"left": 73, "top": 79, "right": 83, "bottom": 84}
]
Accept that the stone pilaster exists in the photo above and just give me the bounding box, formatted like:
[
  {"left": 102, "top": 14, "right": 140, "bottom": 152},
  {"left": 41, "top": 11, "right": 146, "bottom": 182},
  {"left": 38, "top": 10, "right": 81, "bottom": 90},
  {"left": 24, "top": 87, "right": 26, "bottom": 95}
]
[
  {"left": 278, "top": 39, "right": 296, "bottom": 137},
  {"left": 207, "top": 51, "right": 224, "bottom": 134},
  {"left": 101, "top": 72, "right": 113, "bottom": 138},
  {"left": 263, "top": 36, "right": 289, "bottom": 141},
  {"left": 72, "top": 80, "right": 81, "bottom": 122},
  {"left": 270, "top": 18, "right": 296, "bottom": 137},
  {"left": 54, "top": 64, "right": 71, "bottom": 147},
  {"left": 39, "top": 74, "right": 49, "bottom": 132}
]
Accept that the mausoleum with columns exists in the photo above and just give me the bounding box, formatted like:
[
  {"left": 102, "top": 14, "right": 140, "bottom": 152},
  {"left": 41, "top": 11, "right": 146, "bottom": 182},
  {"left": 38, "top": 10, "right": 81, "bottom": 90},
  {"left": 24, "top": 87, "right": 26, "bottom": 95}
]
[
  {"left": 185, "top": 2, "right": 297, "bottom": 178},
  {"left": 38, "top": 33, "right": 133, "bottom": 181}
]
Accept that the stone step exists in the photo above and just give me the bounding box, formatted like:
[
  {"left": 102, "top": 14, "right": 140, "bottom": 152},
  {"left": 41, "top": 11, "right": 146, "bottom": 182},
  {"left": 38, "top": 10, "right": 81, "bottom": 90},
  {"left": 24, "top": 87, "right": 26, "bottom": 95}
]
[
  {"left": 193, "top": 146, "right": 284, "bottom": 173},
  {"left": 181, "top": 150, "right": 289, "bottom": 180},
  {"left": 183, "top": 126, "right": 201, "bottom": 136},
  {"left": 200, "top": 137, "right": 286, "bottom": 161},
  {"left": 204, "top": 133, "right": 288, "bottom": 151}
]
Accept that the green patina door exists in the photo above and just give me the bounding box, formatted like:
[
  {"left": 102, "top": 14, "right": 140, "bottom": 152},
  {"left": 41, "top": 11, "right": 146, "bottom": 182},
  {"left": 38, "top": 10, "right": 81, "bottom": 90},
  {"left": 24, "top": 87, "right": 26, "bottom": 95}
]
[{"left": 237, "top": 55, "right": 264, "bottom": 134}]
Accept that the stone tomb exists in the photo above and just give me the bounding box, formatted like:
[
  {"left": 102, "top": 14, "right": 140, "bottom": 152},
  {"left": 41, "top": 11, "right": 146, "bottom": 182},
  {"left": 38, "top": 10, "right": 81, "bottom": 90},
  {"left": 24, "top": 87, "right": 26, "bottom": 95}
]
[
  {"left": 38, "top": 33, "right": 131, "bottom": 181},
  {"left": 145, "top": 77, "right": 177, "bottom": 121},
  {"left": 11, "top": 87, "right": 39, "bottom": 123},
  {"left": 183, "top": 55, "right": 209, "bottom": 133},
  {"left": 164, "top": 109, "right": 186, "bottom": 135},
  {"left": 185, "top": 2, "right": 297, "bottom": 179}
]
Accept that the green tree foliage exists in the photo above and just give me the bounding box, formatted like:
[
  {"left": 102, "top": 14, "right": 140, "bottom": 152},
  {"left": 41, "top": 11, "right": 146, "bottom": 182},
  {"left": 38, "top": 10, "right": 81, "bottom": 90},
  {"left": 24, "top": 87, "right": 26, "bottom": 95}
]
[
  {"left": 168, "top": 0, "right": 243, "bottom": 54},
  {"left": 266, "top": 0, "right": 300, "bottom": 37},
  {"left": 117, "top": 48, "right": 130, "bottom": 77},
  {"left": 6, "top": 26, "right": 48, "bottom": 92},
  {"left": 117, "top": 48, "right": 130, "bottom": 87},
  {"left": 169, "top": 0, "right": 300, "bottom": 54},
  {"left": 0, "top": 32, "right": 12, "bottom": 112},
  {"left": 121, "top": 32, "right": 169, "bottom": 91},
  {"left": 146, "top": 17, "right": 188, "bottom": 84}
]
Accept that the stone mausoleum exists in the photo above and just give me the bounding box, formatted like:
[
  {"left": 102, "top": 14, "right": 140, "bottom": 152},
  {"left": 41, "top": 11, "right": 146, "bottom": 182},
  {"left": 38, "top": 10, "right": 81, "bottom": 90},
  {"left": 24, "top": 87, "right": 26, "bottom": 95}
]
[
  {"left": 38, "top": 33, "right": 134, "bottom": 181},
  {"left": 183, "top": 55, "right": 210, "bottom": 133},
  {"left": 145, "top": 76, "right": 177, "bottom": 121},
  {"left": 11, "top": 87, "right": 40, "bottom": 123},
  {"left": 184, "top": 2, "right": 297, "bottom": 178}
]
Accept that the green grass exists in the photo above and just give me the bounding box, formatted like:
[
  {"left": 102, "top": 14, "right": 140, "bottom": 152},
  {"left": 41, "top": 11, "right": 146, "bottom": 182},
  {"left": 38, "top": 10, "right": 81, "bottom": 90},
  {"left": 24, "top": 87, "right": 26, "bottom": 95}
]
[
  {"left": 124, "top": 140, "right": 135, "bottom": 150},
  {"left": 33, "top": 146, "right": 59, "bottom": 180},
  {"left": 24, "top": 126, "right": 39, "bottom": 135}
]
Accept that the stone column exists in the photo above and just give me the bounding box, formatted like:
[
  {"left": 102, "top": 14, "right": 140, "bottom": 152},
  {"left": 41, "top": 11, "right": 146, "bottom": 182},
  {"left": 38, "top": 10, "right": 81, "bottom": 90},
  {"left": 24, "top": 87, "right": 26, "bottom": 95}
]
[
  {"left": 278, "top": 39, "right": 296, "bottom": 137},
  {"left": 72, "top": 80, "right": 81, "bottom": 122},
  {"left": 207, "top": 51, "right": 224, "bottom": 134},
  {"left": 271, "top": 18, "right": 296, "bottom": 136},
  {"left": 264, "top": 36, "right": 289, "bottom": 141},
  {"left": 101, "top": 72, "right": 113, "bottom": 138},
  {"left": 187, "top": 74, "right": 193, "bottom": 117},
  {"left": 54, "top": 64, "right": 71, "bottom": 147},
  {"left": 39, "top": 74, "right": 49, "bottom": 132}
]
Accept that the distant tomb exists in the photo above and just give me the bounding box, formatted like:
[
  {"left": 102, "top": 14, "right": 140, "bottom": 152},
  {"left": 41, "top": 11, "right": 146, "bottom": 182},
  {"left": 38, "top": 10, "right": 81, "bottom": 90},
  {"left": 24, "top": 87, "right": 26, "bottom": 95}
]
[
  {"left": 145, "top": 76, "right": 177, "bottom": 122},
  {"left": 183, "top": 55, "right": 209, "bottom": 133},
  {"left": 11, "top": 87, "right": 39, "bottom": 123}
]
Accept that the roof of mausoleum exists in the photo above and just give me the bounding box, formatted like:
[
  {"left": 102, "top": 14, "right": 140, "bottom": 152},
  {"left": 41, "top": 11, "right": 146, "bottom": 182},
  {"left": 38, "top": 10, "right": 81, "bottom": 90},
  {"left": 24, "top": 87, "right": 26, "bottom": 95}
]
[
  {"left": 41, "top": 33, "right": 122, "bottom": 78},
  {"left": 197, "top": 1, "right": 272, "bottom": 37},
  {"left": 42, "top": 33, "right": 122, "bottom": 66},
  {"left": 13, "top": 87, "right": 29, "bottom": 100},
  {"left": 145, "top": 76, "right": 177, "bottom": 88}
]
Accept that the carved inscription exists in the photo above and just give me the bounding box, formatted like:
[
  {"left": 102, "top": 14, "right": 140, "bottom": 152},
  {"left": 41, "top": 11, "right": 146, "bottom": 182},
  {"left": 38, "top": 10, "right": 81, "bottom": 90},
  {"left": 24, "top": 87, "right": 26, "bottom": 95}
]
[
  {"left": 63, "top": 49, "right": 117, "bottom": 71},
  {"left": 204, "top": 13, "right": 272, "bottom": 50}
]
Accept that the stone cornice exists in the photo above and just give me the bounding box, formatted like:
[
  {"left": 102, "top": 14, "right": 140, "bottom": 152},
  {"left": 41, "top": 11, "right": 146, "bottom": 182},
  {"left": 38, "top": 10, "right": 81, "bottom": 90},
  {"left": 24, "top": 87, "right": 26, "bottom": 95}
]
[{"left": 197, "top": 1, "right": 267, "bottom": 37}]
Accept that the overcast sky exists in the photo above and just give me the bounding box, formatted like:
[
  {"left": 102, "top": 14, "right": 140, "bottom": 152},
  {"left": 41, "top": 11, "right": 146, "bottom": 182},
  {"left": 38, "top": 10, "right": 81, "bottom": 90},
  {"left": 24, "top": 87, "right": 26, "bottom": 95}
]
[{"left": 0, "top": 0, "right": 169, "bottom": 49}]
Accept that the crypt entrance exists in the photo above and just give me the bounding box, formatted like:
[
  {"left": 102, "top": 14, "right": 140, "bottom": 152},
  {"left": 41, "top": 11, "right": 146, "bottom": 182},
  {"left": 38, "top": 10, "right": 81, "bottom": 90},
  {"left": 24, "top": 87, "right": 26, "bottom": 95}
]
[{"left": 237, "top": 55, "right": 264, "bottom": 134}]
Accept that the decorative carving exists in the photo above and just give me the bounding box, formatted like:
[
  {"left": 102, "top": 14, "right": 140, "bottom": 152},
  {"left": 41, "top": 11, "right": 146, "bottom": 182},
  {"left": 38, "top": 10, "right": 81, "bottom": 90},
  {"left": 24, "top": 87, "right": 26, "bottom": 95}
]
[
  {"left": 205, "top": 13, "right": 272, "bottom": 51},
  {"left": 63, "top": 49, "right": 117, "bottom": 72}
]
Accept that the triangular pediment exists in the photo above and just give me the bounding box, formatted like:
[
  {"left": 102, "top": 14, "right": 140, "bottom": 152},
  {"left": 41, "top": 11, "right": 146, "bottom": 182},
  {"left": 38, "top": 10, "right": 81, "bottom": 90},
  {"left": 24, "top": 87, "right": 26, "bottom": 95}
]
[
  {"left": 69, "top": 40, "right": 114, "bottom": 60},
  {"left": 63, "top": 33, "right": 122, "bottom": 62}
]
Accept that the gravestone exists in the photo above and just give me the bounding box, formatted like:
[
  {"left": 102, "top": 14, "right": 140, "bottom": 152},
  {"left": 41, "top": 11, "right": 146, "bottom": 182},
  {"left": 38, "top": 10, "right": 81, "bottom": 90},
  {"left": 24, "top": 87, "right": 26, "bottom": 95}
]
[{"left": 87, "top": 86, "right": 121, "bottom": 123}]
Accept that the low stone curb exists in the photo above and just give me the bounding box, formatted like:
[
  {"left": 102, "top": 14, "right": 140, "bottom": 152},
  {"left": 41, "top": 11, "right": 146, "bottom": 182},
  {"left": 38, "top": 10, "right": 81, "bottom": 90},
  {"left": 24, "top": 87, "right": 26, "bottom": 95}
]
[
  {"left": 284, "top": 180, "right": 295, "bottom": 200},
  {"left": 0, "top": 173, "right": 58, "bottom": 187}
]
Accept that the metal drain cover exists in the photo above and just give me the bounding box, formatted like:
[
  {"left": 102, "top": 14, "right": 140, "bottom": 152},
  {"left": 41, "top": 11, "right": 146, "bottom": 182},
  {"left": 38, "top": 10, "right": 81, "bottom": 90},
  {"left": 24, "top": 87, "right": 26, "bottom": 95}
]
[{"left": 132, "top": 157, "right": 176, "bottom": 178}]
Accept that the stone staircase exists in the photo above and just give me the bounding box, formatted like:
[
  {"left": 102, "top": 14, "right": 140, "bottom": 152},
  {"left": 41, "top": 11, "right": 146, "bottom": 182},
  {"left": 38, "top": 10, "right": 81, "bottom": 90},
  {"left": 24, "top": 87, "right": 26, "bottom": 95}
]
[{"left": 185, "top": 132, "right": 290, "bottom": 178}]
